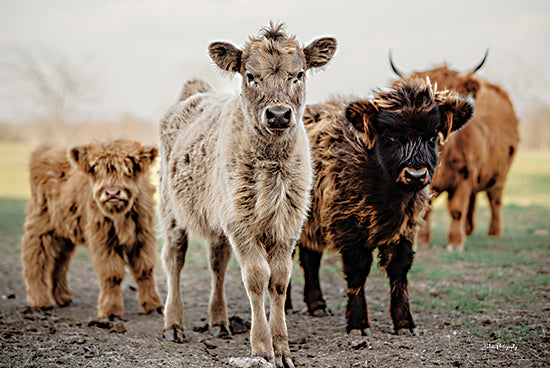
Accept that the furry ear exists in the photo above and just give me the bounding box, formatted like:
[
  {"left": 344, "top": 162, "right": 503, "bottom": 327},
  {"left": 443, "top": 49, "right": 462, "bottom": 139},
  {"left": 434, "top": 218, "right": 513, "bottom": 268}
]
[
  {"left": 436, "top": 91, "right": 474, "bottom": 142},
  {"left": 69, "top": 145, "right": 93, "bottom": 174},
  {"left": 208, "top": 42, "right": 242, "bottom": 73},
  {"left": 303, "top": 37, "right": 337, "bottom": 69},
  {"left": 459, "top": 78, "right": 481, "bottom": 97},
  {"left": 131, "top": 145, "right": 158, "bottom": 174},
  {"left": 345, "top": 100, "right": 378, "bottom": 148}
]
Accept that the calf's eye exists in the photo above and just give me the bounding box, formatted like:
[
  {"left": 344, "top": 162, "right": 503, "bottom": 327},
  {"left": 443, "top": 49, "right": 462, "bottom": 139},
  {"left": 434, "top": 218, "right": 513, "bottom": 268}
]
[
  {"left": 295, "top": 71, "right": 304, "bottom": 82},
  {"left": 246, "top": 72, "right": 255, "bottom": 83}
]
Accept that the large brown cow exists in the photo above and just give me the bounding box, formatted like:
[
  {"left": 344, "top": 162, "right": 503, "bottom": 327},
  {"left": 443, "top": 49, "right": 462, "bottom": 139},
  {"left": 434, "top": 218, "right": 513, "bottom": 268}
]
[
  {"left": 286, "top": 78, "right": 474, "bottom": 335},
  {"left": 390, "top": 51, "right": 520, "bottom": 251}
]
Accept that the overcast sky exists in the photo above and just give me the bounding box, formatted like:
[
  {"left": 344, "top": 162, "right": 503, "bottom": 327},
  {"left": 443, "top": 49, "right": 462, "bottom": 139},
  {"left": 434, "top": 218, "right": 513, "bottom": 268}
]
[{"left": 1, "top": 0, "right": 549, "bottom": 124}]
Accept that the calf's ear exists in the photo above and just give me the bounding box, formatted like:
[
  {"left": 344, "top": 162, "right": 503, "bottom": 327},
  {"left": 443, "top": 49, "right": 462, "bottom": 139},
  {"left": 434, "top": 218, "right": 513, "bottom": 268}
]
[
  {"left": 345, "top": 100, "right": 378, "bottom": 149},
  {"left": 69, "top": 145, "right": 93, "bottom": 174},
  {"left": 132, "top": 145, "right": 158, "bottom": 174},
  {"left": 208, "top": 42, "right": 242, "bottom": 73},
  {"left": 436, "top": 91, "right": 474, "bottom": 142},
  {"left": 304, "top": 37, "right": 337, "bottom": 69}
]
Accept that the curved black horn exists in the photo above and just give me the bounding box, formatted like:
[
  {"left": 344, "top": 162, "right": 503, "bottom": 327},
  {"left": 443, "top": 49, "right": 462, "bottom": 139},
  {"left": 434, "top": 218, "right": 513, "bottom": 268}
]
[
  {"left": 469, "top": 49, "right": 489, "bottom": 74},
  {"left": 389, "top": 50, "right": 405, "bottom": 78}
]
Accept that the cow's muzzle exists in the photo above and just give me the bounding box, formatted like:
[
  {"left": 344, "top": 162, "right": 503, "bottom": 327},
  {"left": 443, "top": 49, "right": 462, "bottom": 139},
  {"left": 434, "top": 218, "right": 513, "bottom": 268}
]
[
  {"left": 398, "top": 167, "right": 430, "bottom": 186},
  {"left": 265, "top": 105, "right": 292, "bottom": 130}
]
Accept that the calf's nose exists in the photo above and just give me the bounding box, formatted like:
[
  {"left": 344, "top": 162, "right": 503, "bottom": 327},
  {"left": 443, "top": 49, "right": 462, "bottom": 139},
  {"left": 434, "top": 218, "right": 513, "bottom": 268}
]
[
  {"left": 266, "top": 107, "right": 291, "bottom": 129},
  {"left": 105, "top": 188, "right": 121, "bottom": 197},
  {"left": 400, "top": 168, "right": 429, "bottom": 186}
]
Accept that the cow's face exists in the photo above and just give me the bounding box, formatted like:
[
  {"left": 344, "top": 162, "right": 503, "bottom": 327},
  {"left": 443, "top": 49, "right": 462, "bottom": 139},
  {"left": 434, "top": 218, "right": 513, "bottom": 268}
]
[
  {"left": 208, "top": 23, "right": 336, "bottom": 138},
  {"left": 346, "top": 78, "right": 474, "bottom": 190},
  {"left": 410, "top": 66, "right": 481, "bottom": 98},
  {"left": 69, "top": 140, "right": 157, "bottom": 217}
]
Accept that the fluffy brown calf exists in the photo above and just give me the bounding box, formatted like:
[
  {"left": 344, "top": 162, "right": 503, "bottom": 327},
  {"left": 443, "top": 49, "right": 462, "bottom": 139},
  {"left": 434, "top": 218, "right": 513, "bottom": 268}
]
[
  {"left": 286, "top": 78, "right": 473, "bottom": 335},
  {"left": 21, "top": 139, "right": 163, "bottom": 320},
  {"left": 391, "top": 52, "right": 520, "bottom": 250},
  {"left": 159, "top": 23, "right": 336, "bottom": 367}
]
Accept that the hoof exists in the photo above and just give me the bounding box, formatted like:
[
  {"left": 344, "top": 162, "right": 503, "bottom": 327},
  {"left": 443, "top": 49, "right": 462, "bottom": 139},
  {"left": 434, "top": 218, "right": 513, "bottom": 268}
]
[
  {"left": 310, "top": 307, "right": 329, "bottom": 317},
  {"left": 348, "top": 328, "right": 370, "bottom": 337},
  {"left": 395, "top": 327, "right": 418, "bottom": 336},
  {"left": 275, "top": 354, "right": 295, "bottom": 368},
  {"left": 446, "top": 243, "right": 464, "bottom": 252},
  {"left": 210, "top": 323, "right": 231, "bottom": 338},
  {"left": 227, "top": 356, "right": 273, "bottom": 368},
  {"left": 163, "top": 325, "right": 185, "bottom": 342}
]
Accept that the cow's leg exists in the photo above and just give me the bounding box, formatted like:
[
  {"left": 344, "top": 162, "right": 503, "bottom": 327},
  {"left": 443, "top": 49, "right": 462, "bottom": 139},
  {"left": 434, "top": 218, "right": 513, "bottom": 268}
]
[
  {"left": 207, "top": 235, "right": 232, "bottom": 337},
  {"left": 341, "top": 246, "right": 373, "bottom": 335},
  {"left": 284, "top": 248, "right": 296, "bottom": 312},
  {"left": 50, "top": 236, "right": 76, "bottom": 307},
  {"left": 465, "top": 193, "right": 477, "bottom": 236},
  {"left": 21, "top": 225, "right": 55, "bottom": 309},
  {"left": 268, "top": 245, "right": 295, "bottom": 368},
  {"left": 486, "top": 185, "right": 504, "bottom": 237},
  {"left": 90, "top": 241, "right": 126, "bottom": 320},
  {"left": 127, "top": 234, "right": 163, "bottom": 315},
  {"left": 379, "top": 238, "right": 416, "bottom": 335},
  {"left": 416, "top": 203, "right": 432, "bottom": 248},
  {"left": 298, "top": 244, "right": 327, "bottom": 316},
  {"left": 447, "top": 183, "right": 471, "bottom": 251},
  {"left": 161, "top": 220, "right": 189, "bottom": 342},
  {"left": 232, "top": 238, "right": 274, "bottom": 364}
]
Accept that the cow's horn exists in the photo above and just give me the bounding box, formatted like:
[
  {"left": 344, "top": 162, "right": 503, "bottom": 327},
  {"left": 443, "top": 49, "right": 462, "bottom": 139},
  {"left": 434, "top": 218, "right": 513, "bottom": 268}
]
[
  {"left": 389, "top": 50, "right": 405, "bottom": 78},
  {"left": 469, "top": 49, "right": 489, "bottom": 74}
]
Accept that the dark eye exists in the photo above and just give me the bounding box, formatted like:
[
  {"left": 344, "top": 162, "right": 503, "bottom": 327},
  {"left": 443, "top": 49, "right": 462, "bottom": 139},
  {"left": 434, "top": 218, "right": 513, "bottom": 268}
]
[
  {"left": 246, "top": 72, "right": 255, "bottom": 83},
  {"left": 295, "top": 71, "right": 304, "bottom": 82}
]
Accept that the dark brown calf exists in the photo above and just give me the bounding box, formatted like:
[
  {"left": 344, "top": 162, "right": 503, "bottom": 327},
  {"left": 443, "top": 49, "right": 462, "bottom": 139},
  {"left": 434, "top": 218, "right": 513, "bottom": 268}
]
[{"left": 287, "top": 78, "right": 474, "bottom": 335}]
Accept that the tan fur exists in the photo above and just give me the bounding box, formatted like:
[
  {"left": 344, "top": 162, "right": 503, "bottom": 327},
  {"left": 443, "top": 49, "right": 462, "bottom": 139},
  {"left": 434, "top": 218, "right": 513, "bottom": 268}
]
[
  {"left": 159, "top": 23, "right": 336, "bottom": 365},
  {"left": 21, "top": 139, "right": 163, "bottom": 320}
]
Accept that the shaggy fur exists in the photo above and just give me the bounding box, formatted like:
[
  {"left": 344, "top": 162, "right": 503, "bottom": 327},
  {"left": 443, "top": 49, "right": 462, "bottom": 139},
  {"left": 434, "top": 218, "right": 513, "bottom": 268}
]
[
  {"left": 159, "top": 23, "right": 336, "bottom": 367},
  {"left": 21, "top": 139, "right": 163, "bottom": 320},
  {"left": 399, "top": 64, "right": 520, "bottom": 251},
  {"left": 286, "top": 78, "right": 474, "bottom": 335}
]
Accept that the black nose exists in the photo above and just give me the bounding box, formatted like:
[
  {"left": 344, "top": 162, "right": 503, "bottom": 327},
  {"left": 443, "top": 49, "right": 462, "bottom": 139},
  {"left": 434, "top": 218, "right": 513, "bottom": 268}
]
[
  {"left": 266, "top": 107, "right": 291, "bottom": 129},
  {"left": 403, "top": 168, "right": 428, "bottom": 185}
]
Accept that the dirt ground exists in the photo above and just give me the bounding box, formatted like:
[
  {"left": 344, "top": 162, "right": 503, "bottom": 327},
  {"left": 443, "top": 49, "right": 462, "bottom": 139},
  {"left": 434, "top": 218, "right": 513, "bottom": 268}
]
[{"left": 1, "top": 246, "right": 548, "bottom": 368}]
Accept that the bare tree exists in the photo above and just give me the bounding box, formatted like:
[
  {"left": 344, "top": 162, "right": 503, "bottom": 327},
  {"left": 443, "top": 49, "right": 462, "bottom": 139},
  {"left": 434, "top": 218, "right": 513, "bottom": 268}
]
[{"left": 8, "top": 47, "right": 94, "bottom": 142}]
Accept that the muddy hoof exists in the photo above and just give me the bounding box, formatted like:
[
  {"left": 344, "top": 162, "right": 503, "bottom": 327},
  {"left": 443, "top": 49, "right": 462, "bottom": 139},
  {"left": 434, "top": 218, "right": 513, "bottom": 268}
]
[
  {"left": 275, "top": 352, "right": 295, "bottom": 368},
  {"left": 227, "top": 356, "right": 274, "bottom": 368},
  {"left": 348, "top": 328, "right": 370, "bottom": 337},
  {"left": 395, "top": 328, "right": 418, "bottom": 336},
  {"left": 311, "top": 307, "right": 329, "bottom": 317},
  {"left": 163, "top": 325, "right": 185, "bottom": 342},
  {"left": 211, "top": 323, "right": 231, "bottom": 338}
]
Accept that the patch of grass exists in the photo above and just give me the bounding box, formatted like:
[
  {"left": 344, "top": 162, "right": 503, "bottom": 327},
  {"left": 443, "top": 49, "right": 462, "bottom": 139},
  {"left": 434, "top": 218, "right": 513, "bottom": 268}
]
[{"left": 0, "top": 197, "right": 27, "bottom": 256}]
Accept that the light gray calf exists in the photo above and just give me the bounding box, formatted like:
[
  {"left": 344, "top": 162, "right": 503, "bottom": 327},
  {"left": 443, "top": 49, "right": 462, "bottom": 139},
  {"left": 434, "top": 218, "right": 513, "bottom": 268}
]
[{"left": 159, "top": 23, "right": 336, "bottom": 367}]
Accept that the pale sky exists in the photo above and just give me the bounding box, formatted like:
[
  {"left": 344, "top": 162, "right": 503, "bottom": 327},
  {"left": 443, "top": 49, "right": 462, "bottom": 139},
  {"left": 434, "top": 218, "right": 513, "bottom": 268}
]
[{"left": 1, "top": 0, "right": 549, "bottom": 123}]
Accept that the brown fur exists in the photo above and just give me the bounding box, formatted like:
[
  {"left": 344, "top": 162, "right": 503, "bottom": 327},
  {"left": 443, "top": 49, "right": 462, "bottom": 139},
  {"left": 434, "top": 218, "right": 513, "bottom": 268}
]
[
  {"left": 403, "top": 66, "right": 520, "bottom": 251},
  {"left": 159, "top": 23, "right": 336, "bottom": 366},
  {"left": 287, "top": 78, "right": 474, "bottom": 334},
  {"left": 21, "top": 139, "right": 163, "bottom": 320}
]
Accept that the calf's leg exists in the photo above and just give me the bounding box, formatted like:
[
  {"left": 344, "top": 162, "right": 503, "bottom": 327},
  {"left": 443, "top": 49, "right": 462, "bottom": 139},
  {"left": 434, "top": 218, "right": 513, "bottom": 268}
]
[
  {"left": 232, "top": 239, "right": 274, "bottom": 364},
  {"left": 207, "top": 235, "right": 232, "bottom": 336},
  {"left": 465, "top": 193, "right": 477, "bottom": 236},
  {"left": 379, "top": 239, "right": 416, "bottom": 335},
  {"left": 341, "top": 246, "right": 373, "bottom": 335},
  {"left": 298, "top": 244, "right": 327, "bottom": 316},
  {"left": 21, "top": 226, "right": 56, "bottom": 309},
  {"left": 127, "top": 239, "right": 163, "bottom": 315},
  {"left": 268, "top": 246, "right": 295, "bottom": 368},
  {"left": 161, "top": 221, "right": 189, "bottom": 342},
  {"left": 90, "top": 243, "right": 126, "bottom": 320},
  {"left": 50, "top": 236, "right": 76, "bottom": 307}
]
